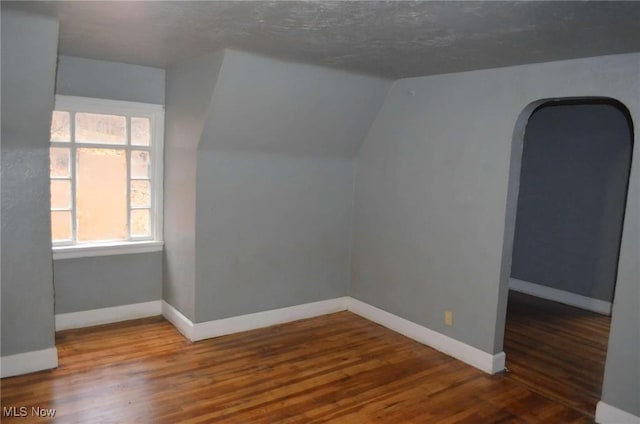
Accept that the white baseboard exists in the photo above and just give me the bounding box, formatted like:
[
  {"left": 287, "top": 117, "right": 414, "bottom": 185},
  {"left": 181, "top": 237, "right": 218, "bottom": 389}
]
[
  {"left": 55, "top": 300, "right": 162, "bottom": 331},
  {"left": 161, "top": 301, "right": 195, "bottom": 340},
  {"left": 162, "top": 297, "right": 349, "bottom": 342},
  {"left": 1, "top": 347, "right": 58, "bottom": 378},
  {"left": 347, "top": 298, "right": 505, "bottom": 374},
  {"left": 192, "top": 297, "right": 349, "bottom": 341},
  {"left": 161, "top": 296, "right": 503, "bottom": 374},
  {"left": 596, "top": 401, "right": 640, "bottom": 424},
  {"left": 510, "top": 278, "right": 612, "bottom": 315}
]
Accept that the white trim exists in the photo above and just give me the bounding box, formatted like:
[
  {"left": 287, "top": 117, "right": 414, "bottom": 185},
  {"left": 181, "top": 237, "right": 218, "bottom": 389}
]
[
  {"left": 150, "top": 108, "right": 164, "bottom": 242},
  {"left": 347, "top": 298, "right": 505, "bottom": 374},
  {"left": 1, "top": 347, "right": 58, "bottom": 378},
  {"left": 191, "top": 297, "right": 349, "bottom": 342},
  {"left": 55, "top": 300, "right": 162, "bottom": 331},
  {"left": 160, "top": 296, "right": 503, "bottom": 374},
  {"left": 50, "top": 95, "right": 164, "bottom": 248},
  {"left": 509, "top": 278, "right": 612, "bottom": 315},
  {"left": 161, "top": 301, "right": 195, "bottom": 340},
  {"left": 53, "top": 240, "right": 163, "bottom": 260},
  {"left": 596, "top": 401, "right": 640, "bottom": 424},
  {"left": 491, "top": 351, "right": 507, "bottom": 373}
]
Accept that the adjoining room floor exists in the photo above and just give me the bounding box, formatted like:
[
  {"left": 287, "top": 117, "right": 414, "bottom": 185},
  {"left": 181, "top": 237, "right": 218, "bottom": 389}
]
[
  {"left": 504, "top": 291, "right": 612, "bottom": 418},
  {"left": 2, "top": 311, "right": 594, "bottom": 423}
]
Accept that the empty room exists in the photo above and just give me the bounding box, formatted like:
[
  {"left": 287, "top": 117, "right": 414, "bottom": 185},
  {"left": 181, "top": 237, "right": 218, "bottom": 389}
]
[{"left": 1, "top": 2, "right": 638, "bottom": 423}]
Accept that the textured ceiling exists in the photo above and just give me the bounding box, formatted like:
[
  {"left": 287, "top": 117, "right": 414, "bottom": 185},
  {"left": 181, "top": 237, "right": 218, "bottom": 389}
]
[{"left": 5, "top": 1, "right": 640, "bottom": 79}]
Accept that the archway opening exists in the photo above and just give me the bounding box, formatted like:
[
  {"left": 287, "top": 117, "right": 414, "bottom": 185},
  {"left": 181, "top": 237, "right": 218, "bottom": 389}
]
[{"left": 502, "top": 98, "right": 633, "bottom": 417}]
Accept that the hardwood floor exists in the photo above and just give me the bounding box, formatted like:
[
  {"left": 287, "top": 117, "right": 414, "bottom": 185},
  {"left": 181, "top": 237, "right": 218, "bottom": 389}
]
[
  {"left": 504, "top": 291, "right": 611, "bottom": 418},
  {"left": 2, "top": 310, "right": 595, "bottom": 423}
]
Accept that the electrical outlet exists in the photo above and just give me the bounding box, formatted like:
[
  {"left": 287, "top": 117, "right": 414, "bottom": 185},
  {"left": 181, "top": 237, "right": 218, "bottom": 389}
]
[{"left": 444, "top": 310, "right": 453, "bottom": 326}]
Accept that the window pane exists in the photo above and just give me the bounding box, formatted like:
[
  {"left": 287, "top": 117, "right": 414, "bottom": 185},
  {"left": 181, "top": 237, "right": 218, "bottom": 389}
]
[
  {"left": 131, "top": 180, "right": 150, "bottom": 208},
  {"left": 51, "top": 111, "right": 70, "bottom": 142},
  {"left": 131, "top": 150, "right": 150, "bottom": 178},
  {"left": 76, "top": 148, "right": 127, "bottom": 241},
  {"left": 131, "top": 117, "right": 150, "bottom": 146},
  {"left": 51, "top": 180, "right": 71, "bottom": 209},
  {"left": 51, "top": 211, "right": 72, "bottom": 241},
  {"left": 131, "top": 209, "right": 150, "bottom": 237},
  {"left": 76, "top": 113, "right": 126, "bottom": 144},
  {"left": 50, "top": 147, "right": 70, "bottom": 177}
]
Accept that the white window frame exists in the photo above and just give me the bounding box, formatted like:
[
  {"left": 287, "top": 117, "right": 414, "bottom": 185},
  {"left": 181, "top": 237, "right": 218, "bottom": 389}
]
[{"left": 51, "top": 95, "right": 164, "bottom": 260}]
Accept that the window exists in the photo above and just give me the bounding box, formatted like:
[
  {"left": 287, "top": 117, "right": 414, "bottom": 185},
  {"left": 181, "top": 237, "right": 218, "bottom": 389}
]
[{"left": 50, "top": 96, "right": 164, "bottom": 259}]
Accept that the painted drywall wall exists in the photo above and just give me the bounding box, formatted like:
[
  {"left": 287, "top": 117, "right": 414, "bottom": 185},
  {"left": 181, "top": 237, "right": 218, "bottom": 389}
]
[
  {"left": 1, "top": 9, "right": 59, "bottom": 356},
  {"left": 56, "top": 55, "right": 166, "bottom": 104},
  {"left": 53, "top": 252, "right": 162, "bottom": 313},
  {"left": 163, "top": 51, "right": 225, "bottom": 320},
  {"left": 199, "top": 50, "right": 390, "bottom": 157},
  {"left": 193, "top": 50, "right": 390, "bottom": 322},
  {"left": 194, "top": 152, "right": 354, "bottom": 321},
  {"left": 51, "top": 56, "right": 166, "bottom": 314},
  {"left": 602, "top": 171, "right": 639, "bottom": 417},
  {"left": 512, "top": 104, "right": 632, "bottom": 302},
  {"left": 351, "top": 53, "right": 639, "bottom": 415}
]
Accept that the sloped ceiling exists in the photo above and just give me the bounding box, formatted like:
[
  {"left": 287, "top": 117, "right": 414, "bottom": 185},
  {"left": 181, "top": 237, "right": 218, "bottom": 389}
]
[
  {"left": 198, "top": 50, "right": 390, "bottom": 157},
  {"left": 5, "top": 1, "right": 640, "bottom": 79}
]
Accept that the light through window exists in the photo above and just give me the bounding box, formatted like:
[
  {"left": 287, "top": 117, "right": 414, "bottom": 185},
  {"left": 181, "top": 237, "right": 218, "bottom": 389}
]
[{"left": 49, "top": 96, "right": 164, "bottom": 246}]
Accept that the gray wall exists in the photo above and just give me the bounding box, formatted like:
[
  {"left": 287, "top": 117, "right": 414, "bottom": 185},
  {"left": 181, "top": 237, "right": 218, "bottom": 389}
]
[
  {"left": 53, "top": 252, "right": 162, "bottom": 314},
  {"left": 51, "top": 56, "right": 166, "bottom": 314},
  {"left": 199, "top": 50, "right": 390, "bottom": 158},
  {"left": 193, "top": 50, "right": 390, "bottom": 322},
  {"left": 56, "top": 55, "right": 165, "bottom": 104},
  {"left": 194, "top": 152, "right": 354, "bottom": 321},
  {"left": 53, "top": 253, "right": 163, "bottom": 314},
  {"left": 163, "top": 51, "right": 226, "bottom": 320},
  {"left": 512, "top": 104, "right": 632, "bottom": 302},
  {"left": 351, "top": 53, "right": 639, "bottom": 416},
  {"left": 602, "top": 170, "right": 639, "bottom": 417},
  {"left": 163, "top": 49, "right": 389, "bottom": 322},
  {"left": 1, "top": 9, "right": 59, "bottom": 355}
]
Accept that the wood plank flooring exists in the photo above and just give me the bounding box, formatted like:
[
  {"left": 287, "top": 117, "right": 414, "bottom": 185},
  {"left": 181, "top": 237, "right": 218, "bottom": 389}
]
[
  {"left": 1, "top": 308, "right": 599, "bottom": 423},
  {"left": 504, "top": 291, "right": 611, "bottom": 418}
]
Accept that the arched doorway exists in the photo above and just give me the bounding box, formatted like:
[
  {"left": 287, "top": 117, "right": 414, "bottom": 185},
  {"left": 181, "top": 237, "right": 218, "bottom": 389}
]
[{"left": 499, "top": 98, "right": 634, "bottom": 417}]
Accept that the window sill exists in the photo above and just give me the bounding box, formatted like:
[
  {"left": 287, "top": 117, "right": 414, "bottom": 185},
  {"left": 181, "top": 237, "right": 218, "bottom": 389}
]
[{"left": 52, "top": 241, "right": 164, "bottom": 260}]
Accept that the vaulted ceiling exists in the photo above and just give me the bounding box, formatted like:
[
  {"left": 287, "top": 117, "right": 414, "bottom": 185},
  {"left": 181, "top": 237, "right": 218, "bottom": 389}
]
[{"left": 6, "top": 1, "right": 640, "bottom": 78}]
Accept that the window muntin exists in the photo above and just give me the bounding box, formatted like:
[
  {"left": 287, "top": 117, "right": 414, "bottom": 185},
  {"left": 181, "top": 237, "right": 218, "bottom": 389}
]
[
  {"left": 75, "top": 113, "right": 127, "bottom": 144},
  {"left": 49, "top": 96, "right": 163, "bottom": 247}
]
